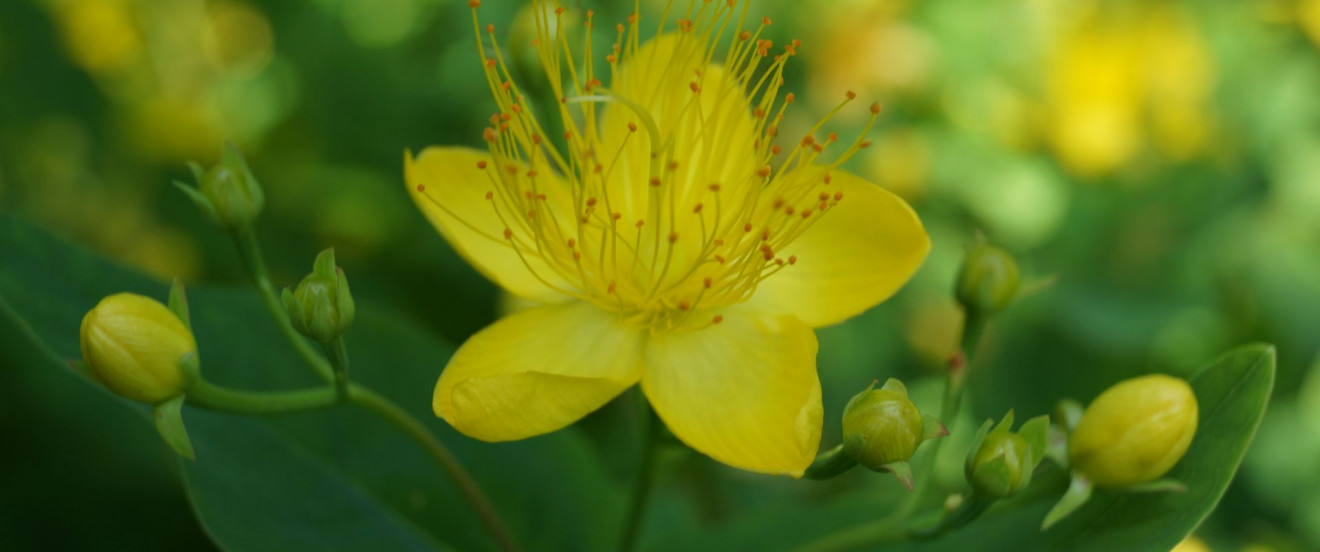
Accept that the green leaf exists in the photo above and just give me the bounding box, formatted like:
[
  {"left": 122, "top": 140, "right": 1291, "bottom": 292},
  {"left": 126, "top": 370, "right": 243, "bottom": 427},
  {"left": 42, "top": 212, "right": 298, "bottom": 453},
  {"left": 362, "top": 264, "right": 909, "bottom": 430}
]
[
  {"left": 658, "top": 344, "right": 1275, "bottom": 552},
  {"left": 0, "top": 215, "right": 626, "bottom": 552},
  {"left": 153, "top": 395, "right": 195, "bottom": 460}
]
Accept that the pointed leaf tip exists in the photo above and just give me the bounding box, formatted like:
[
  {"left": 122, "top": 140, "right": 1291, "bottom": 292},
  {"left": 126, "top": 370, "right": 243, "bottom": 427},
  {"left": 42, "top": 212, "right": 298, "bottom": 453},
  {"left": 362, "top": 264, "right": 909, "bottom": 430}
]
[{"left": 884, "top": 461, "right": 914, "bottom": 492}]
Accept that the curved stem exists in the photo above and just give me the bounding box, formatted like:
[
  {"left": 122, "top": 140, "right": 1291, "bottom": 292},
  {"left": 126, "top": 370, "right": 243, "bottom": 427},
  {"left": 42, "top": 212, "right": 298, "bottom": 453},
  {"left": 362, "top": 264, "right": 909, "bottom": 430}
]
[
  {"left": 805, "top": 444, "right": 858, "bottom": 480},
  {"left": 185, "top": 380, "right": 339, "bottom": 414},
  {"left": 232, "top": 226, "right": 334, "bottom": 382},
  {"left": 347, "top": 384, "right": 521, "bottom": 552},
  {"left": 618, "top": 389, "right": 660, "bottom": 552}
]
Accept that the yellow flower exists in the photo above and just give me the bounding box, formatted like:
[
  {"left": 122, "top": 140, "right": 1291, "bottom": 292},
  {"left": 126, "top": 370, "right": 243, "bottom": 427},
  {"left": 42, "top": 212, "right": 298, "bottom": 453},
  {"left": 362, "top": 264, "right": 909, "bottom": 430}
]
[
  {"left": 1069, "top": 374, "right": 1198, "bottom": 488},
  {"left": 405, "top": 0, "right": 930, "bottom": 476},
  {"left": 80, "top": 293, "right": 196, "bottom": 404}
]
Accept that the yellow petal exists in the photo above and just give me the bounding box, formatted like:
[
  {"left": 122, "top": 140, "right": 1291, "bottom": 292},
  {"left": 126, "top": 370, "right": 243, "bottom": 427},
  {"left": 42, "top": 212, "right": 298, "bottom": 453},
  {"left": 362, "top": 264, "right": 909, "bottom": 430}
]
[
  {"left": 748, "top": 169, "right": 930, "bottom": 328},
  {"left": 434, "top": 301, "right": 643, "bottom": 441},
  {"left": 597, "top": 33, "right": 760, "bottom": 227},
  {"left": 642, "top": 310, "right": 822, "bottom": 476},
  {"left": 405, "top": 146, "right": 572, "bottom": 301}
]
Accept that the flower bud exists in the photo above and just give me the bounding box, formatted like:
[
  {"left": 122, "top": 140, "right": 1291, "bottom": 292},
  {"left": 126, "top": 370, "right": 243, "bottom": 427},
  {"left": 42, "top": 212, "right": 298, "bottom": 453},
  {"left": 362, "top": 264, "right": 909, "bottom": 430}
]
[
  {"left": 955, "top": 242, "right": 1020, "bottom": 315},
  {"left": 176, "top": 142, "right": 264, "bottom": 229},
  {"left": 841, "top": 379, "right": 945, "bottom": 487},
  {"left": 80, "top": 293, "right": 196, "bottom": 404},
  {"left": 1068, "top": 374, "right": 1198, "bottom": 488},
  {"left": 965, "top": 411, "right": 1048, "bottom": 499},
  {"left": 203, "top": 143, "right": 264, "bottom": 228},
  {"left": 968, "top": 432, "right": 1029, "bottom": 497},
  {"left": 283, "top": 248, "right": 355, "bottom": 344}
]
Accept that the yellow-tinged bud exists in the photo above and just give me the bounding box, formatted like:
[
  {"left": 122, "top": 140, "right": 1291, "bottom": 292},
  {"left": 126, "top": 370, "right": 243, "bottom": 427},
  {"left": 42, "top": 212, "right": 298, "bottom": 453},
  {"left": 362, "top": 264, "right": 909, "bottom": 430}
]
[
  {"left": 1068, "top": 374, "right": 1198, "bottom": 488},
  {"left": 842, "top": 379, "right": 945, "bottom": 484},
  {"left": 282, "top": 248, "right": 355, "bottom": 344},
  {"left": 80, "top": 293, "right": 196, "bottom": 403},
  {"left": 955, "top": 242, "right": 1020, "bottom": 315}
]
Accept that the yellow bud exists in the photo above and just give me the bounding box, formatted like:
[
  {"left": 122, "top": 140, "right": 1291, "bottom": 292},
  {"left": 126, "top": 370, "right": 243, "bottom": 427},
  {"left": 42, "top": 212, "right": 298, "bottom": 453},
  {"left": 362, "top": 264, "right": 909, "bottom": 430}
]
[
  {"left": 1069, "top": 374, "right": 1198, "bottom": 488},
  {"left": 79, "top": 293, "right": 196, "bottom": 403}
]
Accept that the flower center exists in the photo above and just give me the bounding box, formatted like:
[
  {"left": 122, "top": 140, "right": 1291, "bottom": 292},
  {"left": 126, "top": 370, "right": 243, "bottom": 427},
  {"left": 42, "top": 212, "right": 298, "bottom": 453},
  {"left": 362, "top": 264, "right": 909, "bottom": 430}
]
[{"left": 423, "top": 0, "right": 881, "bottom": 331}]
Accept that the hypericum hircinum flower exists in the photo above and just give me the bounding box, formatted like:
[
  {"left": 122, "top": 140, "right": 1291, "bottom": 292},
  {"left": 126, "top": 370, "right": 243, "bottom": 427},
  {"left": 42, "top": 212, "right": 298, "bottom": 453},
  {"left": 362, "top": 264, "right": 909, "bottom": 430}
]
[{"left": 405, "top": 0, "right": 930, "bottom": 476}]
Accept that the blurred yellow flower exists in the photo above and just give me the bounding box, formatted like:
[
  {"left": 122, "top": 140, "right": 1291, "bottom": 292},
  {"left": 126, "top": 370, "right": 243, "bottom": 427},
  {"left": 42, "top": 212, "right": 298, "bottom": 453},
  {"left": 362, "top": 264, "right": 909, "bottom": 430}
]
[
  {"left": 1046, "top": 5, "right": 1216, "bottom": 178},
  {"left": 52, "top": 0, "right": 143, "bottom": 73},
  {"left": 406, "top": 0, "right": 930, "bottom": 476}
]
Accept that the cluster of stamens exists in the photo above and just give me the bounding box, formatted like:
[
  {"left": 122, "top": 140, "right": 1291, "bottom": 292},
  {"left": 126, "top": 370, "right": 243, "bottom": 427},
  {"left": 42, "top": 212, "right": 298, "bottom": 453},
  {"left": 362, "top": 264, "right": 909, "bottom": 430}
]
[{"left": 417, "top": 0, "right": 882, "bottom": 332}]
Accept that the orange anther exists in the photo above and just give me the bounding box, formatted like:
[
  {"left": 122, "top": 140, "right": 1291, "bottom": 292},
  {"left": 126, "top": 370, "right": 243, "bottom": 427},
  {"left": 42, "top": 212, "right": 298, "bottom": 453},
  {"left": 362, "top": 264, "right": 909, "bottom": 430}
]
[
  {"left": 486, "top": 24, "right": 494, "bottom": 33},
  {"left": 788, "top": 255, "right": 797, "bottom": 265},
  {"left": 416, "top": 184, "right": 426, "bottom": 192},
  {"left": 744, "top": 223, "right": 753, "bottom": 232},
  {"left": 628, "top": 122, "right": 638, "bottom": 132},
  {"left": 484, "top": 191, "right": 493, "bottom": 200},
  {"left": 468, "top": 0, "right": 480, "bottom": 7},
  {"left": 704, "top": 277, "right": 713, "bottom": 288},
  {"left": 762, "top": 16, "right": 772, "bottom": 26},
  {"left": 612, "top": 212, "right": 622, "bottom": 220},
  {"left": 756, "top": 166, "right": 771, "bottom": 178},
  {"left": 870, "top": 102, "right": 882, "bottom": 115},
  {"left": 846, "top": 90, "right": 856, "bottom": 100},
  {"left": 485, "top": 59, "right": 496, "bottom": 68},
  {"left": 708, "top": 183, "right": 721, "bottom": 192},
  {"left": 668, "top": 232, "right": 678, "bottom": 243},
  {"left": 712, "top": 315, "right": 724, "bottom": 324},
  {"left": 502, "top": 228, "right": 513, "bottom": 239},
  {"left": 693, "top": 203, "right": 704, "bottom": 213},
  {"left": 586, "top": 197, "right": 598, "bottom": 207},
  {"left": 483, "top": 128, "right": 497, "bottom": 142},
  {"left": 477, "top": 160, "right": 488, "bottom": 169},
  {"left": 649, "top": 177, "right": 662, "bottom": 187},
  {"left": 833, "top": 191, "right": 843, "bottom": 201},
  {"left": 567, "top": 238, "right": 576, "bottom": 248},
  {"left": 635, "top": 220, "right": 645, "bottom": 228},
  {"left": 679, "top": 301, "right": 691, "bottom": 310},
  {"left": 771, "top": 145, "right": 782, "bottom": 155},
  {"left": 739, "top": 30, "right": 751, "bottom": 41}
]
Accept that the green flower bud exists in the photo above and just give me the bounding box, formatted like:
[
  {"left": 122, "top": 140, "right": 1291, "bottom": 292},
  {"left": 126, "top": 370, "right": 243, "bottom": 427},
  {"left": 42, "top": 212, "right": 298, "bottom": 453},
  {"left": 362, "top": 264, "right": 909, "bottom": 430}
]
[
  {"left": 283, "top": 248, "right": 355, "bottom": 344},
  {"left": 176, "top": 142, "right": 264, "bottom": 229},
  {"left": 1068, "top": 374, "right": 1198, "bottom": 488},
  {"left": 80, "top": 293, "right": 196, "bottom": 404},
  {"left": 841, "top": 379, "right": 945, "bottom": 488},
  {"left": 965, "top": 411, "right": 1049, "bottom": 499},
  {"left": 955, "top": 242, "right": 1020, "bottom": 315}
]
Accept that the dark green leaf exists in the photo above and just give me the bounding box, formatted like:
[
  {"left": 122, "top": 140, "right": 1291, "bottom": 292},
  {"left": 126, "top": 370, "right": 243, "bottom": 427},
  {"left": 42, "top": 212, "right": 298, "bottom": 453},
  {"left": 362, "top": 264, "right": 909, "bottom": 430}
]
[{"left": 0, "top": 215, "right": 626, "bottom": 552}]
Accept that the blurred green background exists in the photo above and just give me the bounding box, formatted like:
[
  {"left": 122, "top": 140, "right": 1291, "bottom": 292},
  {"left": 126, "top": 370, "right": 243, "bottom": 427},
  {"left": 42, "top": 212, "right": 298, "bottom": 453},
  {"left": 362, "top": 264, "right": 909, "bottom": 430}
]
[{"left": 2, "top": 0, "right": 1319, "bottom": 550}]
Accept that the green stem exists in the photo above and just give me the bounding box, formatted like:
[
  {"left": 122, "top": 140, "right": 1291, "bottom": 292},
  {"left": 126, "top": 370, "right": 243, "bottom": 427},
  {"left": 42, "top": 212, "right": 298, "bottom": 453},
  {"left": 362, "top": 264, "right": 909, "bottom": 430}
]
[
  {"left": 805, "top": 444, "right": 859, "bottom": 480},
  {"left": 185, "top": 380, "right": 339, "bottom": 414},
  {"left": 618, "top": 389, "right": 660, "bottom": 552},
  {"left": 347, "top": 385, "right": 521, "bottom": 552},
  {"left": 232, "top": 226, "right": 334, "bottom": 382},
  {"left": 910, "top": 492, "right": 994, "bottom": 540},
  {"left": 323, "top": 338, "right": 350, "bottom": 399}
]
